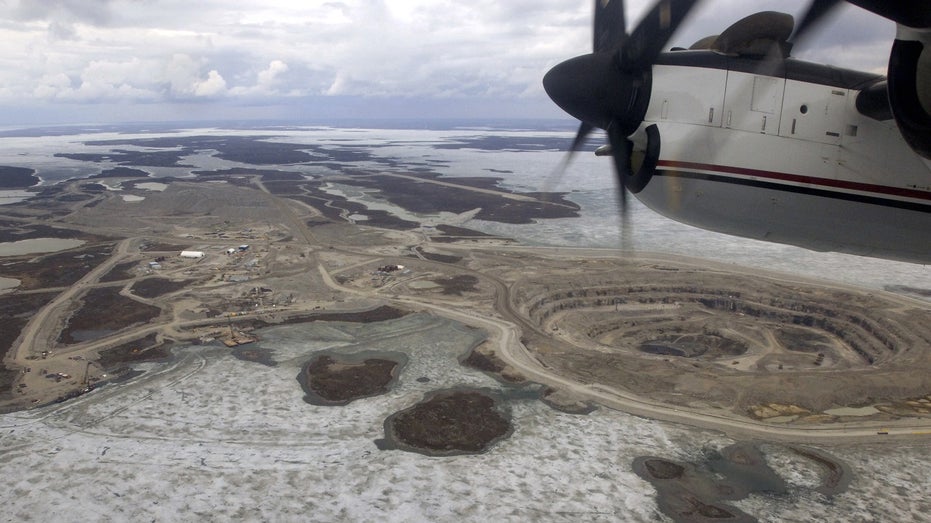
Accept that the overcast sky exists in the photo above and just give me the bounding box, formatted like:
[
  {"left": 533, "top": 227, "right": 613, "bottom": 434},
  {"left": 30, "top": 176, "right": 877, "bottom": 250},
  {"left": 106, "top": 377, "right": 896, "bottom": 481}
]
[{"left": 0, "top": 0, "right": 897, "bottom": 126}]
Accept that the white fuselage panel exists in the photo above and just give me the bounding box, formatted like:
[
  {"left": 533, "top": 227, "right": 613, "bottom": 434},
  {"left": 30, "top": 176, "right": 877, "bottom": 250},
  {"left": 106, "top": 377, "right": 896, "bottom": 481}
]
[{"left": 634, "top": 65, "right": 931, "bottom": 264}]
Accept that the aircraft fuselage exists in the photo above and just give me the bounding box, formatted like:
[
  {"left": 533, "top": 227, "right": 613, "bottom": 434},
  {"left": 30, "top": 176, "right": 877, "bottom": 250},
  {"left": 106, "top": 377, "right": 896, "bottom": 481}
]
[{"left": 632, "top": 51, "right": 931, "bottom": 263}]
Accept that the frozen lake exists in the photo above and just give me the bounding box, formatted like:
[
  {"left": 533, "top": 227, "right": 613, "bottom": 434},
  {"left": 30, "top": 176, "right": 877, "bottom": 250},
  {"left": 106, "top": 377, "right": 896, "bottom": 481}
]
[{"left": 0, "top": 237, "right": 85, "bottom": 256}]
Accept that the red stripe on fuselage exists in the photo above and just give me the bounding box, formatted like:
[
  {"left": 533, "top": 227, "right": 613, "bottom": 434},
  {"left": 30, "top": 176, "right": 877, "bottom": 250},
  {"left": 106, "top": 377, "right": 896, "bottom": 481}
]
[{"left": 657, "top": 160, "right": 931, "bottom": 202}]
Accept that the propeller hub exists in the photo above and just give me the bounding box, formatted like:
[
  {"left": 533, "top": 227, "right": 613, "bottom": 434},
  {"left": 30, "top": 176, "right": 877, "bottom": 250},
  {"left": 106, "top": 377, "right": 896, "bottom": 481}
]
[
  {"left": 543, "top": 52, "right": 650, "bottom": 135},
  {"left": 542, "top": 0, "right": 698, "bottom": 217}
]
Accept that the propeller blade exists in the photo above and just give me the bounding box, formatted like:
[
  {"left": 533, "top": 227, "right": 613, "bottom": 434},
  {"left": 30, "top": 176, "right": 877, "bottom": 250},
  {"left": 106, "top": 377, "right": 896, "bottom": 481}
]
[
  {"left": 846, "top": 0, "right": 931, "bottom": 29},
  {"left": 606, "top": 122, "right": 634, "bottom": 215},
  {"left": 792, "top": 0, "right": 842, "bottom": 43},
  {"left": 570, "top": 122, "right": 596, "bottom": 153},
  {"left": 541, "top": 122, "right": 596, "bottom": 194},
  {"left": 607, "top": 121, "right": 635, "bottom": 251},
  {"left": 594, "top": 0, "right": 627, "bottom": 53},
  {"left": 621, "top": 0, "right": 700, "bottom": 71}
]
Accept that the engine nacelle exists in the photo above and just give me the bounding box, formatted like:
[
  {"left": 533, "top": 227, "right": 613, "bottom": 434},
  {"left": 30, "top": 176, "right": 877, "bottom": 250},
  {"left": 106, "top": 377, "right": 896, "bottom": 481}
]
[{"left": 887, "top": 30, "right": 931, "bottom": 159}]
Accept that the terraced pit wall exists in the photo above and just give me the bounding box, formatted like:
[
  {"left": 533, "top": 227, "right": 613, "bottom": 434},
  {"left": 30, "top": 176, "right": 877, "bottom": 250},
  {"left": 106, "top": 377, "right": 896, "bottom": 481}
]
[{"left": 515, "top": 276, "right": 930, "bottom": 368}]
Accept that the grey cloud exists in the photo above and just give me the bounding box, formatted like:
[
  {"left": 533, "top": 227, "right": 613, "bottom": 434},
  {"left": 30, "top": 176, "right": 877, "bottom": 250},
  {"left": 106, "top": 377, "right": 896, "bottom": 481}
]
[
  {"left": 0, "top": 0, "right": 901, "bottom": 124},
  {"left": 11, "top": 0, "right": 113, "bottom": 25}
]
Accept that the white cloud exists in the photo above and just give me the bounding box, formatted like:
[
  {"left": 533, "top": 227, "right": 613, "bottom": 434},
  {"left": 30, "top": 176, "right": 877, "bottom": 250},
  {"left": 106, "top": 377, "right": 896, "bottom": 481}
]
[
  {"left": 193, "top": 70, "right": 227, "bottom": 97},
  {"left": 163, "top": 54, "right": 204, "bottom": 96},
  {"left": 33, "top": 72, "right": 73, "bottom": 100},
  {"left": 257, "top": 60, "right": 288, "bottom": 89},
  {"left": 0, "top": 0, "right": 901, "bottom": 123},
  {"left": 31, "top": 60, "right": 159, "bottom": 102},
  {"left": 163, "top": 54, "right": 228, "bottom": 98},
  {"left": 325, "top": 71, "right": 351, "bottom": 96},
  {"left": 229, "top": 60, "right": 290, "bottom": 96}
]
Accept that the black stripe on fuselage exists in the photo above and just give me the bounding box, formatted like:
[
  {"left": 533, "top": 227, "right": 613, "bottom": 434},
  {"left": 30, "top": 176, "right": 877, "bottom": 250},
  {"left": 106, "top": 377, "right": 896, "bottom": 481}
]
[
  {"left": 654, "top": 170, "right": 931, "bottom": 214},
  {"left": 655, "top": 50, "right": 883, "bottom": 90}
]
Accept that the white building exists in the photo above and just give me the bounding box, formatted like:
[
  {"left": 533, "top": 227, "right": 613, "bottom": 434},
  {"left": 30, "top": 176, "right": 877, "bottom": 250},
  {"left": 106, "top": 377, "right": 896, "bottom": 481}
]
[{"left": 180, "top": 251, "right": 205, "bottom": 259}]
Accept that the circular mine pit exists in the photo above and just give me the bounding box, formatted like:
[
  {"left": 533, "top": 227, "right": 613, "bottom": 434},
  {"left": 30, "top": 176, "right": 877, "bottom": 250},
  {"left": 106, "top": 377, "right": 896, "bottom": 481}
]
[
  {"left": 516, "top": 268, "right": 930, "bottom": 374},
  {"left": 298, "top": 350, "right": 408, "bottom": 406},
  {"left": 379, "top": 388, "right": 511, "bottom": 456}
]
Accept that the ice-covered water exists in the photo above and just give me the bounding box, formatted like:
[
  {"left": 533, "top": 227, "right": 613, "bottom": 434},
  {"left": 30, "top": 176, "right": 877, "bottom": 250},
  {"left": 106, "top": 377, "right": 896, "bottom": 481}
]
[
  {"left": 0, "top": 189, "right": 33, "bottom": 205},
  {"left": 0, "top": 237, "right": 85, "bottom": 256},
  {"left": 0, "top": 315, "right": 673, "bottom": 521},
  {"left": 6, "top": 314, "right": 927, "bottom": 522},
  {"left": 1, "top": 123, "right": 929, "bottom": 521}
]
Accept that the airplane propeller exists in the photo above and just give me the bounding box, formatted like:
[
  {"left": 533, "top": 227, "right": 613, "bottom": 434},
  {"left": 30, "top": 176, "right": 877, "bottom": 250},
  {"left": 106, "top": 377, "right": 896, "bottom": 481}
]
[
  {"left": 543, "top": 0, "right": 931, "bottom": 256},
  {"left": 542, "top": 0, "right": 861, "bottom": 219},
  {"left": 543, "top": 0, "right": 698, "bottom": 218},
  {"left": 792, "top": 0, "right": 843, "bottom": 43}
]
